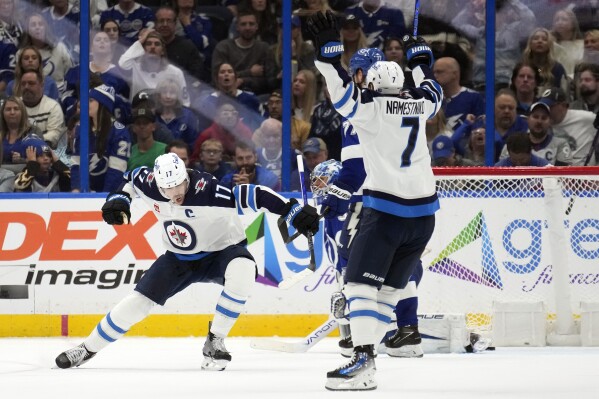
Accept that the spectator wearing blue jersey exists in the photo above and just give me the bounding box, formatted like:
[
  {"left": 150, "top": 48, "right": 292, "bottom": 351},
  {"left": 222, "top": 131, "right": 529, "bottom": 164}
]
[
  {"left": 431, "top": 135, "right": 476, "bottom": 167},
  {"left": 7, "top": 46, "right": 60, "bottom": 104},
  {"left": 154, "top": 78, "right": 200, "bottom": 150},
  {"left": 100, "top": 0, "right": 155, "bottom": 46},
  {"left": 63, "top": 31, "right": 131, "bottom": 123},
  {"left": 452, "top": 89, "right": 528, "bottom": 162},
  {"left": 193, "top": 62, "right": 263, "bottom": 132},
  {"left": 71, "top": 84, "right": 131, "bottom": 192},
  {"left": 509, "top": 62, "right": 541, "bottom": 116},
  {"left": 41, "top": 0, "right": 80, "bottom": 60},
  {"left": 495, "top": 132, "right": 550, "bottom": 167},
  {"left": 220, "top": 141, "right": 279, "bottom": 190},
  {"left": 345, "top": 0, "right": 407, "bottom": 49},
  {"left": 0, "top": 0, "right": 24, "bottom": 47},
  {"left": 0, "top": 41, "right": 18, "bottom": 93},
  {"left": 173, "top": 0, "right": 214, "bottom": 61},
  {"left": 433, "top": 57, "right": 484, "bottom": 131},
  {"left": 0, "top": 96, "right": 45, "bottom": 168}
]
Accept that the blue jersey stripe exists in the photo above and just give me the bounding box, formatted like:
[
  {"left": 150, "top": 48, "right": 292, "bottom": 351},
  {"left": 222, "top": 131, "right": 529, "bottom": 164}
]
[
  {"left": 363, "top": 195, "right": 440, "bottom": 217},
  {"left": 96, "top": 323, "right": 117, "bottom": 342},
  {"left": 106, "top": 312, "right": 127, "bottom": 334},
  {"left": 216, "top": 304, "right": 240, "bottom": 318},
  {"left": 222, "top": 291, "right": 247, "bottom": 304},
  {"left": 333, "top": 81, "right": 355, "bottom": 109}
]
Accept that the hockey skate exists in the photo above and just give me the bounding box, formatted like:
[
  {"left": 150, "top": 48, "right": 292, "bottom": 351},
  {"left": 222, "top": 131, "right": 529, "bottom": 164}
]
[
  {"left": 55, "top": 343, "right": 96, "bottom": 369},
  {"left": 202, "top": 332, "right": 231, "bottom": 371},
  {"left": 325, "top": 345, "right": 377, "bottom": 391},
  {"left": 384, "top": 325, "right": 424, "bottom": 358}
]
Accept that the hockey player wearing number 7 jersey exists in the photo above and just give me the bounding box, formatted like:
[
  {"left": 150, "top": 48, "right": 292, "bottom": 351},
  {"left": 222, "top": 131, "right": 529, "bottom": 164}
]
[
  {"left": 307, "top": 10, "right": 442, "bottom": 391},
  {"left": 55, "top": 153, "right": 320, "bottom": 371},
  {"left": 322, "top": 47, "right": 425, "bottom": 360}
]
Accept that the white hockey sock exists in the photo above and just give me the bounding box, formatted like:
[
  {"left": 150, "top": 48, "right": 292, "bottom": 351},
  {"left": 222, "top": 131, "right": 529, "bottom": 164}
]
[
  {"left": 344, "top": 282, "right": 380, "bottom": 346},
  {"left": 376, "top": 285, "right": 402, "bottom": 343},
  {"left": 84, "top": 291, "right": 156, "bottom": 353},
  {"left": 210, "top": 288, "right": 248, "bottom": 337},
  {"left": 210, "top": 257, "right": 255, "bottom": 337}
]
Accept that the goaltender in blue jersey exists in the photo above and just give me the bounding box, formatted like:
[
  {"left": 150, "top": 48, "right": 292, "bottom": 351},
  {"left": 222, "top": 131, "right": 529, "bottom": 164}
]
[
  {"left": 55, "top": 153, "right": 320, "bottom": 372},
  {"left": 307, "top": 11, "right": 442, "bottom": 391}
]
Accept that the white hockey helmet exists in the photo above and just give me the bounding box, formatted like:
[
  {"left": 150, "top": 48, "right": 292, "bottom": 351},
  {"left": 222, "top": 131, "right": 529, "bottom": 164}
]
[
  {"left": 365, "top": 61, "right": 405, "bottom": 94},
  {"left": 153, "top": 153, "right": 189, "bottom": 189}
]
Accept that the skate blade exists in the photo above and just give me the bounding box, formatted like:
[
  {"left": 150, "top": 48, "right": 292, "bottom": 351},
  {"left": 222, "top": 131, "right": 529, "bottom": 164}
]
[
  {"left": 325, "top": 370, "right": 377, "bottom": 391},
  {"left": 386, "top": 344, "right": 424, "bottom": 358},
  {"left": 201, "top": 357, "right": 229, "bottom": 371}
]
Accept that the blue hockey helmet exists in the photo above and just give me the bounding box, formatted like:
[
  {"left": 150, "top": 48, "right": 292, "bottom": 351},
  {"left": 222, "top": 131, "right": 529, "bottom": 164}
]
[
  {"left": 310, "top": 159, "right": 342, "bottom": 201},
  {"left": 349, "top": 48, "right": 385, "bottom": 76}
]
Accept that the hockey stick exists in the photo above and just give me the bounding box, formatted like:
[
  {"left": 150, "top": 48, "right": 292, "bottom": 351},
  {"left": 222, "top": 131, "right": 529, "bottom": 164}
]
[
  {"left": 413, "top": 0, "right": 420, "bottom": 35},
  {"left": 250, "top": 317, "right": 339, "bottom": 353},
  {"left": 278, "top": 155, "right": 318, "bottom": 289},
  {"left": 564, "top": 120, "right": 599, "bottom": 215}
]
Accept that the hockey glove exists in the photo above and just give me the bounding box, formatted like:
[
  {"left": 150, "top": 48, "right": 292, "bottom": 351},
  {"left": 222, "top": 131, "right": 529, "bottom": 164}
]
[
  {"left": 282, "top": 198, "right": 320, "bottom": 236},
  {"left": 307, "top": 10, "right": 343, "bottom": 64},
  {"left": 101, "top": 191, "right": 131, "bottom": 225},
  {"left": 321, "top": 181, "right": 352, "bottom": 219},
  {"left": 402, "top": 35, "right": 434, "bottom": 70}
]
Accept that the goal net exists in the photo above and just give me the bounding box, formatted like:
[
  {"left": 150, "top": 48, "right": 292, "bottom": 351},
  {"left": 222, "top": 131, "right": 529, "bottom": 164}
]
[{"left": 420, "top": 166, "right": 599, "bottom": 337}]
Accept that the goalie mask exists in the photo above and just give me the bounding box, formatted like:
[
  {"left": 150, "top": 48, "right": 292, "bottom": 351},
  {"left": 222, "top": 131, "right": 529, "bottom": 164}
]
[
  {"left": 365, "top": 61, "right": 405, "bottom": 94},
  {"left": 153, "top": 153, "right": 189, "bottom": 198},
  {"left": 310, "top": 159, "right": 342, "bottom": 203}
]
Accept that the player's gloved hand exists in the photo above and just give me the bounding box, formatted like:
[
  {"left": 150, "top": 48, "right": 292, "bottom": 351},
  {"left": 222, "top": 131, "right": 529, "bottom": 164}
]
[
  {"left": 282, "top": 198, "right": 320, "bottom": 236},
  {"left": 321, "top": 181, "right": 352, "bottom": 219},
  {"left": 101, "top": 191, "right": 131, "bottom": 225},
  {"left": 307, "top": 10, "right": 343, "bottom": 64},
  {"left": 402, "top": 35, "right": 434, "bottom": 70}
]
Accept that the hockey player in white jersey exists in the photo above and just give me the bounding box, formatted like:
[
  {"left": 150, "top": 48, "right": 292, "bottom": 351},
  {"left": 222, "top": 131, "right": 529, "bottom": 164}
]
[
  {"left": 307, "top": 11, "right": 442, "bottom": 391},
  {"left": 55, "top": 153, "right": 320, "bottom": 371}
]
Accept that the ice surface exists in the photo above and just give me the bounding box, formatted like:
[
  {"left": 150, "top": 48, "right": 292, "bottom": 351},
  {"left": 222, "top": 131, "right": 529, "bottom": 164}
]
[{"left": 1, "top": 337, "right": 599, "bottom": 398}]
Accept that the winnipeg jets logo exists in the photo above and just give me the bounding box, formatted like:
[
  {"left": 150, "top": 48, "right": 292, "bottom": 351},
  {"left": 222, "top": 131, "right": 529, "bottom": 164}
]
[
  {"left": 195, "top": 178, "right": 207, "bottom": 194},
  {"left": 163, "top": 220, "right": 196, "bottom": 250},
  {"left": 167, "top": 222, "right": 188, "bottom": 245}
]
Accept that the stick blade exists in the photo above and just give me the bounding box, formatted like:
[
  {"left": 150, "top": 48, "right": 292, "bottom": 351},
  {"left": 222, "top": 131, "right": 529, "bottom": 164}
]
[{"left": 277, "top": 268, "right": 315, "bottom": 290}]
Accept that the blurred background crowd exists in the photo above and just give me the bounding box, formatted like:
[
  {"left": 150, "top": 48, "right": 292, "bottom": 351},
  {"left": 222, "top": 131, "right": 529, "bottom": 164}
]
[{"left": 0, "top": 0, "right": 598, "bottom": 193}]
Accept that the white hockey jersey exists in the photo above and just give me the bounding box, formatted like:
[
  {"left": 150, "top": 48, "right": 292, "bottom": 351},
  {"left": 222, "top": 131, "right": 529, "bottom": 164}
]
[
  {"left": 316, "top": 61, "right": 443, "bottom": 217},
  {"left": 121, "top": 168, "right": 289, "bottom": 256}
]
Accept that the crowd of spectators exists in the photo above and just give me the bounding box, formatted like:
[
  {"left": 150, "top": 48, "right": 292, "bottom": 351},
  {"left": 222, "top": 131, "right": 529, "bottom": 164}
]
[{"left": 0, "top": 0, "right": 598, "bottom": 194}]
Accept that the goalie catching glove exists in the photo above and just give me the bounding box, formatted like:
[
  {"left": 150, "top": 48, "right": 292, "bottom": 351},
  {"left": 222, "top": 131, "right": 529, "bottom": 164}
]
[
  {"left": 402, "top": 35, "right": 434, "bottom": 70},
  {"left": 282, "top": 198, "right": 320, "bottom": 236},
  {"left": 102, "top": 191, "right": 131, "bottom": 225},
  {"left": 321, "top": 181, "right": 352, "bottom": 219},
  {"left": 307, "top": 10, "right": 343, "bottom": 64}
]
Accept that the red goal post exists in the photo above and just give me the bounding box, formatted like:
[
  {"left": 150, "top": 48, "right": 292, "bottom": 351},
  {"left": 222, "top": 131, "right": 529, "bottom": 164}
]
[{"left": 421, "top": 166, "right": 599, "bottom": 338}]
